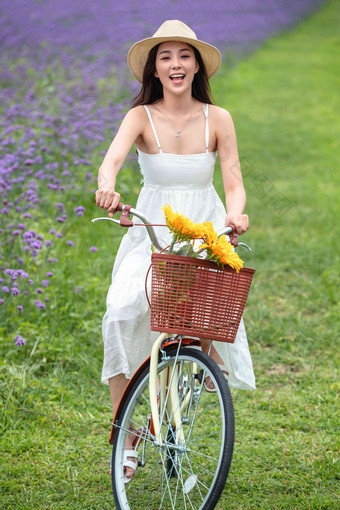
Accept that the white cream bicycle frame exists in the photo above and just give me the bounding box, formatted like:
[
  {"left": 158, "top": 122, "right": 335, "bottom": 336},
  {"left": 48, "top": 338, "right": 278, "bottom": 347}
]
[{"left": 149, "top": 333, "right": 200, "bottom": 446}]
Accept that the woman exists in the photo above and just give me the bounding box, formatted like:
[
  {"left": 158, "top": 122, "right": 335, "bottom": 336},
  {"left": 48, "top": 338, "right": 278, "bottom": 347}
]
[{"left": 95, "top": 20, "right": 256, "bottom": 480}]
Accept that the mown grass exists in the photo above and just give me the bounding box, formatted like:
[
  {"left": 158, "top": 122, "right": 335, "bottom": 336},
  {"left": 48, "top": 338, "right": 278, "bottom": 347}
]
[{"left": 1, "top": 0, "right": 339, "bottom": 508}]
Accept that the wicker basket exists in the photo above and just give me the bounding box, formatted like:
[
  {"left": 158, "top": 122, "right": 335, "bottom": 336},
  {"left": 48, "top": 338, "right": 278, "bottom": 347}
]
[{"left": 149, "top": 253, "right": 255, "bottom": 343}]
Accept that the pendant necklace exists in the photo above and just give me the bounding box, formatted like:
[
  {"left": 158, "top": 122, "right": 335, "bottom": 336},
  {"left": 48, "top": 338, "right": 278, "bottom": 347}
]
[{"left": 164, "top": 106, "right": 193, "bottom": 137}]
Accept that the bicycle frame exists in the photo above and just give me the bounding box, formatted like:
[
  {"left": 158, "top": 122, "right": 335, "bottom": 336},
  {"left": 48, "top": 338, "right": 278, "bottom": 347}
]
[{"left": 109, "top": 334, "right": 201, "bottom": 445}]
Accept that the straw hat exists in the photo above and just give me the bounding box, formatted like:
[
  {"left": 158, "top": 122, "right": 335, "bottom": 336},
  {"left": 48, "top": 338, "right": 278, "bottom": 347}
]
[{"left": 127, "top": 20, "right": 222, "bottom": 83}]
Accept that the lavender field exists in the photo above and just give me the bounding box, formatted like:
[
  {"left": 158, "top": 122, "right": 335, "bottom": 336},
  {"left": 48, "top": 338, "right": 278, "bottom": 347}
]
[
  {"left": 1, "top": 1, "right": 338, "bottom": 508},
  {"left": 0, "top": 0, "right": 326, "bottom": 347}
]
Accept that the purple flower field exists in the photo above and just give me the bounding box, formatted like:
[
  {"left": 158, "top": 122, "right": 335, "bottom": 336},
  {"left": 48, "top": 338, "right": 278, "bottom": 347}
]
[{"left": 0, "top": 0, "right": 326, "bottom": 344}]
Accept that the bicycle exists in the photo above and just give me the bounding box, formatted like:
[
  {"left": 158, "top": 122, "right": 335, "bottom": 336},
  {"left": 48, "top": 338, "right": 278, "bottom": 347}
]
[{"left": 92, "top": 203, "right": 255, "bottom": 510}]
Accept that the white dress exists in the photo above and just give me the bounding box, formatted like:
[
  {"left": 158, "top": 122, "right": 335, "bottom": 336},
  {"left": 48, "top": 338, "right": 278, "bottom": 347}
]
[{"left": 101, "top": 104, "right": 256, "bottom": 391}]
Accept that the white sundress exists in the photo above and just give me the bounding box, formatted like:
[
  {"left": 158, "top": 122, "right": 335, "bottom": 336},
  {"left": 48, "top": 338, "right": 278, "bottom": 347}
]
[{"left": 101, "top": 104, "right": 256, "bottom": 391}]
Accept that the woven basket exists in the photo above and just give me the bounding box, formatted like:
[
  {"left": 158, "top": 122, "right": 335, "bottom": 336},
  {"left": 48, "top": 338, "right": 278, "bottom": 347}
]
[{"left": 150, "top": 253, "right": 255, "bottom": 343}]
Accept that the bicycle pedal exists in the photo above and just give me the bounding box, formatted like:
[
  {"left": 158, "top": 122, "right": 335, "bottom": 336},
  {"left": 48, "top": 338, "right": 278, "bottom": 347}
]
[{"left": 195, "top": 370, "right": 203, "bottom": 383}]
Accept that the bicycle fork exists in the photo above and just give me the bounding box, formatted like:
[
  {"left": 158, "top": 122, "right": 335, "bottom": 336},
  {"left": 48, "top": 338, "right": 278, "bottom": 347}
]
[{"left": 149, "top": 334, "right": 185, "bottom": 446}]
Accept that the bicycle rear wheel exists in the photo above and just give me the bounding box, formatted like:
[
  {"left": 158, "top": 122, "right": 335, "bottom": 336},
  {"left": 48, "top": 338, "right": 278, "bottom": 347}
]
[{"left": 112, "top": 347, "right": 234, "bottom": 510}]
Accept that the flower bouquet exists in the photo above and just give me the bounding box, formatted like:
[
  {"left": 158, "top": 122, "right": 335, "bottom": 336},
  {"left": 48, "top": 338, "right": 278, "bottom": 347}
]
[{"left": 149, "top": 205, "right": 255, "bottom": 343}]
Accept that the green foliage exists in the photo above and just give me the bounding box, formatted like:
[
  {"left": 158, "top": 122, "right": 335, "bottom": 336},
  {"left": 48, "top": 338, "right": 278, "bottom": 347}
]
[{"left": 1, "top": 1, "right": 339, "bottom": 507}]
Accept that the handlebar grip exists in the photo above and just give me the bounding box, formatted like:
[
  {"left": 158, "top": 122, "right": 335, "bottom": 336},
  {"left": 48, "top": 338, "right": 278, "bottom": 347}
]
[
  {"left": 114, "top": 202, "right": 125, "bottom": 213},
  {"left": 226, "top": 225, "right": 239, "bottom": 247}
]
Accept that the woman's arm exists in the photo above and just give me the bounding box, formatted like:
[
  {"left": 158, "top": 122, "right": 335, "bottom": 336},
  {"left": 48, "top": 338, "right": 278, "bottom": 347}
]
[
  {"left": 95, "top": 107, "right": 145, "bottom": 216},
  {"left": 215, "top": 107, "right": 249, "bottom": 235}
]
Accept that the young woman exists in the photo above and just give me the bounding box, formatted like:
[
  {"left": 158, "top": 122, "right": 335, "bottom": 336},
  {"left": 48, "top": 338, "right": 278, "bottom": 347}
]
[{"left": 95, "top": 20, "right": 256, "bottom": 480}]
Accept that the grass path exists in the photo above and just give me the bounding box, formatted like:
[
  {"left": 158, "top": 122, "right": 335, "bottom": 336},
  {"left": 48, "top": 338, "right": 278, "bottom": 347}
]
[{"left": 1, "top": 1, "right": 339, "bottom": 508}]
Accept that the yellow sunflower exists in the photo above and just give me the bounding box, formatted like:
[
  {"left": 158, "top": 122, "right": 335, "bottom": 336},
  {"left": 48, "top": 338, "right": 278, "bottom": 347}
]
[
  {"left": 162, "top": 205, "right": 208, "bottom": 241},
  {"left": 162, "top": 205, "right": 244, "bottom": 271},
  {"left": 200, "top": 234, "right": 244, "bottom": 272}
]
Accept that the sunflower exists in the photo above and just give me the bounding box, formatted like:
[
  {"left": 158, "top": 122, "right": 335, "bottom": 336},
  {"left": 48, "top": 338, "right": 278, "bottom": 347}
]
[
  {"left": 201, "top": 234, "right": 244, "bottom": 272},
  {"left": 162, "top": 205, "right": 244, "bottom": 272},
  {"left": 162, "top": 205, "right": 208, "bottom": 241}
]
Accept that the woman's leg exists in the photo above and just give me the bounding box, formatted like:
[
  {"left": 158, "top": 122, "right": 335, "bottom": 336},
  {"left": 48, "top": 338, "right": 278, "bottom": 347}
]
[
  {"left": 200, "top": 339, "right": 223, "bottom": 364},
  {"left": 109, "top": 374, "right": 137, "bottom": 480},
  {"left": 200, "top": 340, "right": 228, "bottom": 390},
  {"left": 109, "top": 373, "right": 129, "bottom": 418}
]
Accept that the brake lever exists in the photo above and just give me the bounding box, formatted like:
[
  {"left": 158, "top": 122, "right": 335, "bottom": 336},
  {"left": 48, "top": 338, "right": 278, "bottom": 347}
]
[
  {"left": 92, "top": 204, "right": 134, "bottom": 227},
  {"left": 238, "top": 242, "right": 252, "bottom": 253},
  {"left": 91, "top": 217, "right": 120, "bottom": 224}
]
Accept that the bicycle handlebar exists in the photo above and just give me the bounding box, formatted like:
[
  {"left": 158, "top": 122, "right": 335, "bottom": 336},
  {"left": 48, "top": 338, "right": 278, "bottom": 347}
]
[{"left": 92, "top": 202, "right": 242, "bottom": 251}]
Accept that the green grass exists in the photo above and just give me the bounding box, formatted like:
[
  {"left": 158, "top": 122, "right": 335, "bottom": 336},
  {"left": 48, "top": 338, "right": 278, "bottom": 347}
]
[{"left": 1, "top": 0, "right": 339, "bottom": 508}]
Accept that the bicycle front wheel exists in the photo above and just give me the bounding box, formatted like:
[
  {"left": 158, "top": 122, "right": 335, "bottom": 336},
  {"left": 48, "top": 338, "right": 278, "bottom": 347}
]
[{"left": 112, "top": 347, "right": 234, "bottom": 510}]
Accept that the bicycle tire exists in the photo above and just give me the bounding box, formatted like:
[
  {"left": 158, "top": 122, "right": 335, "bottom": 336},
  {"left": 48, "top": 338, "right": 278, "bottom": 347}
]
[{"left": 111, "top": 347, "right": 234, "bottom": 510}]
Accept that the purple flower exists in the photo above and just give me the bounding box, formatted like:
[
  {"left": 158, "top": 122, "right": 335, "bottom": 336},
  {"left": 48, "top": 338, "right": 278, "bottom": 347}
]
[
  {"left": 42, "top": 280, "right": 50, "bottom": 288},
  {"left": 23, "top": 213, "right": 33, "bottom": 218},
  {"left": 12, "top": 230, "right": 21, "bottom": 236},
  {"left": 49, "top": 228, "right": 56, "bottom": 235},
  {"left": 66, "top": 240, "right": 74, "bottom": 247},
  {"left": 18, "top": 270, "right": 28, "bottom": 278},
  {"left": 17, "top": 305, "right": 23, "bottom": 312},
  {"left": 56, "top": 232, "right": 63, "bottom": 238},
  {"left": 2, "top": 286, "right": 9, "bottom": 293},
  {"left": 31, "top": 241, "right": 42, "bottom": 249},
  {"left": 34, "top": 299, "right": 46, "bottom": 309},
  {"left": 14, "top": 334, "right": 25, "bottom": 346},
  {"left": 74, "top": 205, "right": 85, "bottom": 217},
  {"left": 23, "top": 231, "right": 33, "bottom": 239},
  {"left": 90, "top": 246, "right": 98, "bottom": 252},
  {"left": 45, "top": 239, "right": 52, "bottom": 246},
  {"left": 56, "top": 217, "right": 65, "bottom": 223},
  {"left": 36, "top": 288, "right": 43, "bottom": 294},
  {"left": 46, "top": 272, "right": 54, "bottom": 277},
  {"left": 0, "top": 298, "right": 4, "bottom": 305},
  {"left": 11, "top": 287, "right": 20, "bottom": 296},
  {"left": 28, "top": 279, "right": 33, "bottom": 284}
]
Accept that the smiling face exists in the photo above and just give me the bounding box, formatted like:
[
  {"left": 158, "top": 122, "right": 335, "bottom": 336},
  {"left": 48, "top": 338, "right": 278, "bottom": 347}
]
[{"left": 154, "top": 41, "right": 199, "bottom": 94}]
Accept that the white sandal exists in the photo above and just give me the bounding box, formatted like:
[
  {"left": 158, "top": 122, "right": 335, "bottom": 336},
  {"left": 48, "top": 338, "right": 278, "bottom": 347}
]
[
  {"left": 204, "top": 365, "right": 229, "bottom": 393},
  {"left": 122, "top": 427, "right": 144, "bottom": 484},
  {"left": 123, "top": 449, "right": 139, "bottom": 484}
]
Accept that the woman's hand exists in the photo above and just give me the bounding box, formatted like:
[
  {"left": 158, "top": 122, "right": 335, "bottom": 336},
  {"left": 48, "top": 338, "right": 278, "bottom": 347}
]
[
  {"left": 225, "top": 214, "right": 249, "bottom": 235},
  {"left": 95, "top": 188, "right": 121, "bottom": 218}
]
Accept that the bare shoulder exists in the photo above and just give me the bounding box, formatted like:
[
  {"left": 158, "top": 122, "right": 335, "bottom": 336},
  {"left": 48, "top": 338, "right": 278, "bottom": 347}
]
[
  {"left": 209, "top": 105, "right": 234, "bottom": 127},
  {"left": 125, "top": 105, "right": 146, "bottom": 121},
  {"left": 121, "top": 105, "right": 148, "bottom": 134}
]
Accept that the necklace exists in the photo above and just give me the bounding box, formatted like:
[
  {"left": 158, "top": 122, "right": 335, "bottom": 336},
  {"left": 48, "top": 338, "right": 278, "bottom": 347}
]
[{"left": 163, "top": 106, "right": 194, "bottom": 137}]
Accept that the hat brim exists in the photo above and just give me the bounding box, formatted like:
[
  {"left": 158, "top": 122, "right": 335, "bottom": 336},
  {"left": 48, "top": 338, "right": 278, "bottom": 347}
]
[{"left": 127, "top": 36, "right": 222, "bottom": 83}]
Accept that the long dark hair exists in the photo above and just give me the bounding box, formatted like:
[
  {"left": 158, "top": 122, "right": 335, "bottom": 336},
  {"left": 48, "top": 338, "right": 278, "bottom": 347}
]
[{"left": 132, "top": 44, "right": 213, "bottom": 107}]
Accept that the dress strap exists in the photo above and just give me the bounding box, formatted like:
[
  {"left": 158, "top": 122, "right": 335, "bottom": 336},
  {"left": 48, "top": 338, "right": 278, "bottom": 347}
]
[
  {"left": 143, "top": 105, "right": 163, "bottom": 153},
  {"left": 203, "top": 104, "right": 209, "bottom": 153}
]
